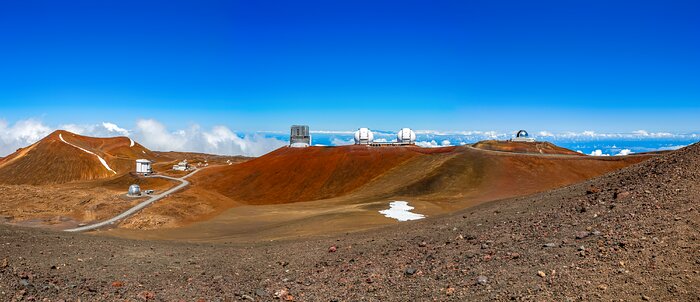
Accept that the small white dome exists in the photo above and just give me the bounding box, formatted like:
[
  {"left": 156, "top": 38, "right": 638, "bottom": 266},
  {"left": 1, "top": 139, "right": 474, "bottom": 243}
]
[
  {"left": 397, "top": 128, "right": 416, "bottom": 143},
  {"left": 354, "top": 128, "right": 374, "bottom": 144}
]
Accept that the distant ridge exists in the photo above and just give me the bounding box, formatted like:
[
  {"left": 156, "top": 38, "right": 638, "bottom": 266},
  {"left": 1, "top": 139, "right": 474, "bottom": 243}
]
[{"left": 0, "top": 130, "right": 157, "bottom": 185}]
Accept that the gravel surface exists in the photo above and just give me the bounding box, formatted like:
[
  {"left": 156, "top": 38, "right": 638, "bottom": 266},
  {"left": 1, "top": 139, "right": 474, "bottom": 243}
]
[{"left": 1, "top": 143, "right": 699, "bottom": 301}]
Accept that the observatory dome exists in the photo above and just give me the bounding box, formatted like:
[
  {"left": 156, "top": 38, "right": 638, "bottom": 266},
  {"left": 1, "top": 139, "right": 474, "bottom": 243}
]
[
  {"left": 354, "top": 128, "right": 374, "bottom": 144},
  {"left": 516, "top": 130, "right": 529, "bottom": 138},
  {"left": 397, "top": 128, "right": 416, "bottom": 144},
  {"left": 128, "top": 184, "right": 141, "bottom": 196}
]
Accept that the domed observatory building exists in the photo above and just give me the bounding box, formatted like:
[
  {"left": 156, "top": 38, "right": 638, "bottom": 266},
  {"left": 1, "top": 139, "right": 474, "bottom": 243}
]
[
  {"left": 354, "top": 128, "right": 374, "bottom": 145},
  {"left": 290, "top": 125, "right": 311, "bottom": 148},
  {"left": 128, "top": 184, "right": 141, "bottom": 197},
  {"left": 512, "top": 130, "right": 536, "bottom": 142},
  {"left": 397, "top": 128, "right": 416, "bottom": 144}
]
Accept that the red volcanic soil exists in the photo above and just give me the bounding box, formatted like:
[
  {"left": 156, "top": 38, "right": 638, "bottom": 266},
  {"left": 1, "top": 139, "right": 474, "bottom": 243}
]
[
  {"left": 193, "top": 144, "right": 650, "bottom": 212},
  {"left": 0, "top": 130, "right": 158, "bottom": 185},
  {"left": 194, "top": 145, "right": 456, "bottom": 205},
  {"left": 473, "top": 140, "right": 583, "bottom": 155}
]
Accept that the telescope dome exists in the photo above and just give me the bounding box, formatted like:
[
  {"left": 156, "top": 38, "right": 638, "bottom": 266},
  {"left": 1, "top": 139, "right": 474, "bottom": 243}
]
[
  {"left": 354, "top": 128, "right": 374, "bottom": 144},
  {"left": 516, "top": 130, "right": 529, "bottom": 138},
  {"left": 397, "top": 128, "right": 416, "bottom": 144},
  {"left": 128, "top": 184, "right": 141, "bottom": 196}
]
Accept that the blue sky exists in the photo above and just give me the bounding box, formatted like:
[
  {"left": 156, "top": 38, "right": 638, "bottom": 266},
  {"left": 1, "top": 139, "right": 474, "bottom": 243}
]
[{"left": 1, "top": 0, "right": 699, "bottom": 133}]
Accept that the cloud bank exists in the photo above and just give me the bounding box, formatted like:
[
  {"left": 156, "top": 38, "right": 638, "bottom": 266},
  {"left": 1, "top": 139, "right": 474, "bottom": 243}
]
[{"left": 0, "top": 118, "right": 286, "bottom": 157}]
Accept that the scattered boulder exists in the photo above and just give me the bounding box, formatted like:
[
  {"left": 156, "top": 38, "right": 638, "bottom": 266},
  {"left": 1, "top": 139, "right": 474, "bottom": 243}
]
[
  {"left": 575, "top": 231, "right": 590, "bottom": 239},
  {"left": 476, "top": 275, "right": 488, "bottom": 285},
  {"left": 405, "top": 268, "right": 417, "bottom": 276}
]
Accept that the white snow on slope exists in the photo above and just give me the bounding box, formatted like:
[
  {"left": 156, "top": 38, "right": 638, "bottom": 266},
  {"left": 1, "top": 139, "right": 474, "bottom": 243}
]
[
  {"left": 379, "top": 201, "right": 426, "bottom": 221},
  {"left": 129, "top": 138, "right": 134, "bottom": 147},
  {"left": 59, "top": 133, "right": 117, "bottom": 174}
]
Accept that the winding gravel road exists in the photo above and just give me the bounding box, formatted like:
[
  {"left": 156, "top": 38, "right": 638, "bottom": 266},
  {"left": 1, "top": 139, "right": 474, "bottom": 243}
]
[{"left": 64, "top": 169, "right": 202, "bottom": 232}]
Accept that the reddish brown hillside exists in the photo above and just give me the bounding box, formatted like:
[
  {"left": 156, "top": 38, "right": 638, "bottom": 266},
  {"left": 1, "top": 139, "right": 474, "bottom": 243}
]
[
  {"left": 194, "top": 145, "right": 456, "bottom": 205},
  {"left": 472, "top": 140, "right": 583, "bottom": 155},
  {"left": 0, "top": 130, "right": 158, "bottom": 185},
  {"left": 193, "top": 144, "right": 653, "bottom": 213}
]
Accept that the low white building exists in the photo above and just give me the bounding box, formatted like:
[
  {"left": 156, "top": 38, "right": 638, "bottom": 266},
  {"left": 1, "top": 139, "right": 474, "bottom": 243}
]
[
  {"left": 135, "top": 159, "right": 152, "bottom": 174},
  {"left": 173, "top": 160, "right": 189, "bottom": 171}
]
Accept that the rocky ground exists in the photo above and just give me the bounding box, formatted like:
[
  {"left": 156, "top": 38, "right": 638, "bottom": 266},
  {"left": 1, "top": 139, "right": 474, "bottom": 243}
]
[{"left": 0, "top": 143, "right": 699, "bottom": 301}]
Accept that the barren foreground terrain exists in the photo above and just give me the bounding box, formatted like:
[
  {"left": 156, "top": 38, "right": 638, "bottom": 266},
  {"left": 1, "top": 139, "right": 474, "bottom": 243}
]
[{"left": 0, "top": 143, "right": 698, "bottom": 300}]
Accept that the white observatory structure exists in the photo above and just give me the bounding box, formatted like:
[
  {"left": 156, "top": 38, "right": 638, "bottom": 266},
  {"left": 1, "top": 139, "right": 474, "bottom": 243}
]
[
  {"left": 354, "top": 128, "right": 374, "bottom": 145},
  {"left": 135, "top": 159, "right": 152, "bottom": 174},
  {"left": 512, "top": 130, "right": 536, "bottom": 142},
  {"left": 128, "top": 184, "right": 141, "bottom": 197},
  {"left": 290, "top": 125, "right": 311, "bottom": 148},
  {"left": 397, "top": 128, "right": 416, "bottom": 144}
]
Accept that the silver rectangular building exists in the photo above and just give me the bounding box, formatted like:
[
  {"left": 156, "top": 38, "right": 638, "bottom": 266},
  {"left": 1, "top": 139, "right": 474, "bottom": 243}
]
[{"left": 290, "top": 125, "right": 311, "bottom": 147}]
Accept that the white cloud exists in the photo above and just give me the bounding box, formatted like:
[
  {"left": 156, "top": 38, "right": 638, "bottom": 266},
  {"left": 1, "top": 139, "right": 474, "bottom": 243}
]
[
  {"left": 415, "top": 140, "right": 440, "bottom": 148},
  {"left": 132, "top": 119, "right": 286, "bottom": 157},
  {"left": 589, "top": 149, "right": 610, "bottom": 156},
  {"left": 330, "top": 137, "right": 354, "bottom": 146},
  {"left": 615, "top": 149, "right": 633, "bottom": 156},
  {"left": 441, "top": 139, "right": 452, "bottom": 146},
  {"left": 538, "top": 131, "right": 555, "bottom": 137},
  {"left": 0, "top": 118, "right": 286, "bottom": 157},
  {"left": 633, "top": 130, "right": 649, "bottom": 136},
  {"left": 0, "top": 118, "right": 53, "bottom": 155},
  {"left": 102, "top": 122, "right": 130, "bottom": 136}
]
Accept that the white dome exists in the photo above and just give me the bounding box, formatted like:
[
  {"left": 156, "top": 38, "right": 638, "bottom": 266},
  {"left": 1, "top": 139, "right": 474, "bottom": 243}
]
[
  {"left": 354, "top": 128, "right": 374, "bottom": 144},
  {"left": 397, "top": 128, "right": 416, "bottom": 143}
]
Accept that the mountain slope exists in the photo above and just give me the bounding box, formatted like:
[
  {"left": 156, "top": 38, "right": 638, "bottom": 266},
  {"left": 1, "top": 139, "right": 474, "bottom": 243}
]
[
  {"left": 193, "top": 144, "right": 651, "bottom": 208},
  {"left": 0, "top": 142, "right": 696, "bottom": 300},
  {"left": 0, "top": 130, "right": 157, "bottom": 185},
  {"left": 472, "top": 140, "right": 584, "bottom": 155}
]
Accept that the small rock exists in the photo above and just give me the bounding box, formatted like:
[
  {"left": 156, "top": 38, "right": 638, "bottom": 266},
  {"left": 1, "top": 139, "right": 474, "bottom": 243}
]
[
  {"left": 575, "top": 231, "right": 590, "bottom": 239},
  {"left": 274, "top": 289, "right": 289, "bottom": 299},
  {"left": 404, "top": 268, "right": 417, "bottom": 276},
  {"left": 578, "top": 246, "right": 586, "bottom": 251},
  {"left": 543, "top": 243, "right": 558, "bottom": 248},
  {"left": 597, "top": 284, "right": 608, "bottom": 290},
  {"left": 481, "top": 243, "right": 489, "bottom": 249},
  {"left": 418, "top": 241, "right": 427, "bottom": 247},
  {"left": 537, "top": 271, "right": 546, "bottom": 278},
  {"left": 255, "top": 289, "right": 266, "bottom": 297},
  {"left": 111, "top": 281, "right": 123, "bottom": 288},
  {"left": 591, "top": 230, "right": 602, "bottom": 236},
  {"left": 328, "top": 245, "right": 337, "bottom": 253},
  {"left": 137, "top": 291, "right": 155, "bottom": 301},
  {"left": 0, "top": 258, "right": 7, "bottom": 268},
  {"left": 476, "top": 275, "right": 488, "bottom": 285},
  {"left": 241, "top": 295, "right": 255, "bottom": 301},
  {"left": 641, "top": 294, "right": 650, "bottom": 301},
  {"left": 586, "top": 186, "right": 601, "bottom": 194},
  {"left": 614, "top": 191, "right": 631, "bottom": 200},
  {"left": 20, "top": 279, "right": 31, "bottom": 287}
]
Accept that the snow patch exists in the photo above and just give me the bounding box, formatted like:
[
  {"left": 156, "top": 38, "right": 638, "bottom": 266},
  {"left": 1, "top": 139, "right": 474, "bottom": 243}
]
[
  {"left": 59, "top": 133, "right": 117, "bottom": 174},
  {"left": 379, "top": 201, "right": 426, "bottom": 221},
  {"left": 129, "top": 138, "right": 135, "bottom": 147}
]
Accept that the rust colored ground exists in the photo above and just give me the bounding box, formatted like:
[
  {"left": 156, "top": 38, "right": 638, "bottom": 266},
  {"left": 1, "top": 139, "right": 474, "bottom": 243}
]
[{"left": 473, "top": 140, "right": 584, "bottom": 155}]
